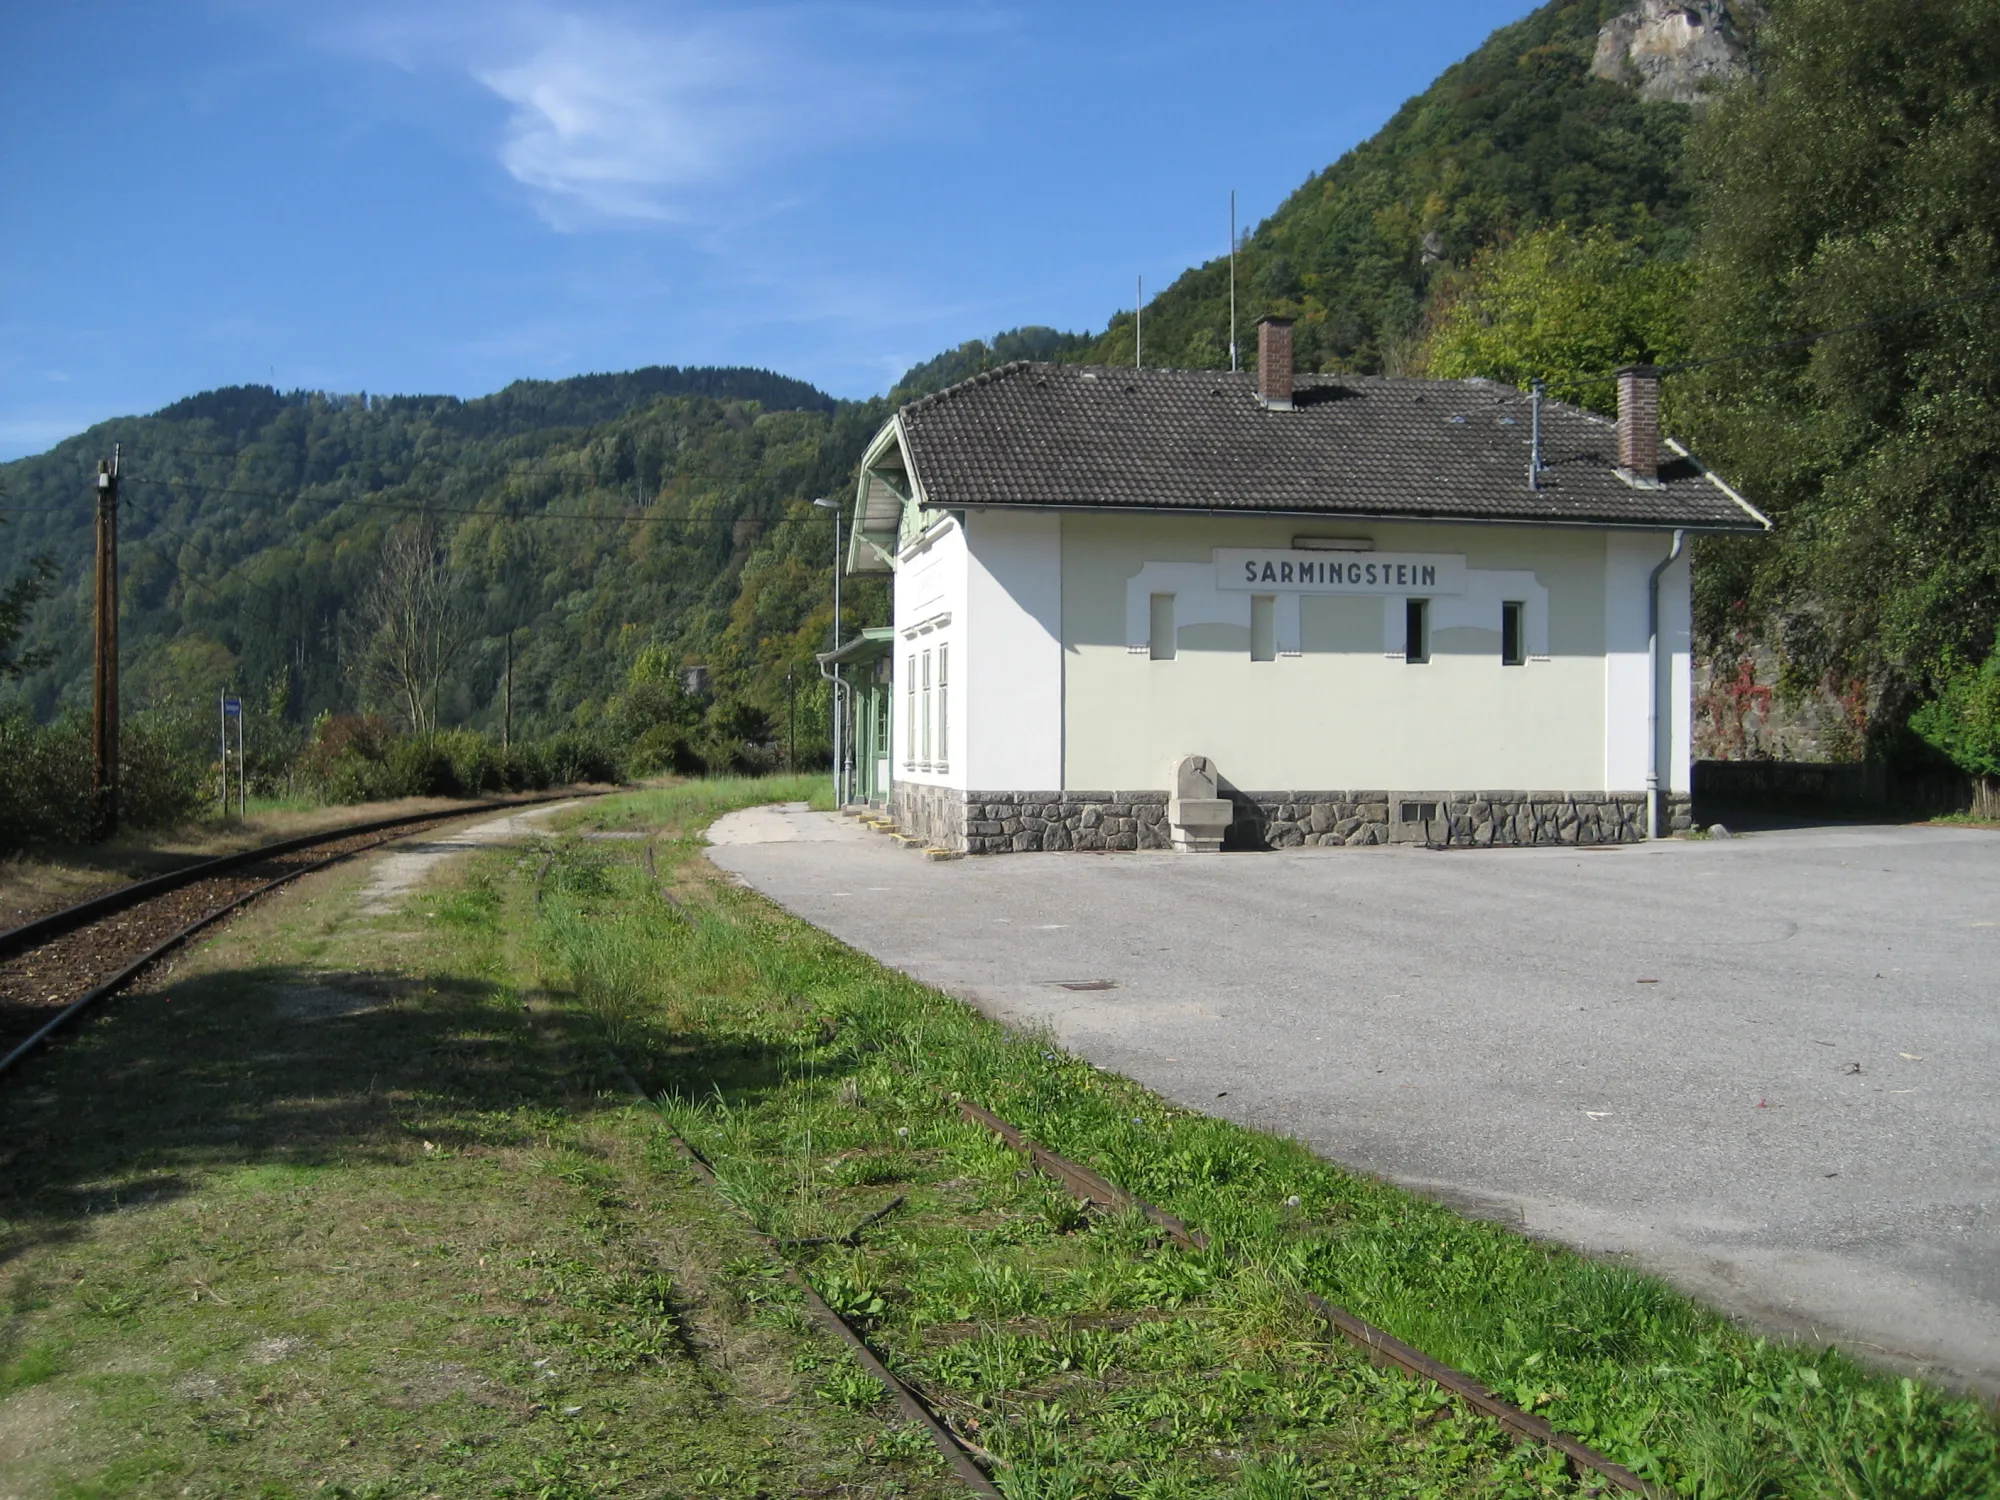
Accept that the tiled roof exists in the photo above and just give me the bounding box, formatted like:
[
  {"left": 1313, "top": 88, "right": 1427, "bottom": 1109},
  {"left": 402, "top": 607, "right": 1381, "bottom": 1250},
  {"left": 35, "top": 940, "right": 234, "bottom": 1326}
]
[{"left": 895, "top": 363, "right": 1766, "bottom": 532}]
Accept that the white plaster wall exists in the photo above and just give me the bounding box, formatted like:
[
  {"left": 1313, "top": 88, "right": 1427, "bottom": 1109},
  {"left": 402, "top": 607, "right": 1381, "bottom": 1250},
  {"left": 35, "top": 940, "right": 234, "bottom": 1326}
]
[
  {"left": 892, "top": 518, "right": 968, "bottom": 789},
  {"left": 1603, "top": 532, "right": 1691, "bottom": 795},
  {"left": 963, "top": 509, "right": 1063, "bottom": 789},
  {"left": 1062, "top": 514, "right": 1612, "bottom": 792}
]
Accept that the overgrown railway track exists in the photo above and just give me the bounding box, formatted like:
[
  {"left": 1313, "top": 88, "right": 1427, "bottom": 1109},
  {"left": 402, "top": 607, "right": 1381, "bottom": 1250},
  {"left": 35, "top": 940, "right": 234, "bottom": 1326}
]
[{"left": 0, "top": 792, "right": 595, "bottom": 1077}]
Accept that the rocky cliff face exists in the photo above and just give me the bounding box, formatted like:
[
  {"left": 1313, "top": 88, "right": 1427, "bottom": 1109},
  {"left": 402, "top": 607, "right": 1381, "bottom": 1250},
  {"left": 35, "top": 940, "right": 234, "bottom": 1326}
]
[{"left": 1591, "top": 1, "right": 1762, "bottom": 103}]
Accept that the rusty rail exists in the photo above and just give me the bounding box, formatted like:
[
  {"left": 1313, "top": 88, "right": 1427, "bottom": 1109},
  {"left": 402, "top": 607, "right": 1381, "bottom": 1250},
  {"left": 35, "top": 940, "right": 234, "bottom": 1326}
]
[
  {"left": 659, "top": 1132, "right": 1002, "bottom": 1498},
  {"left": 956, "top": 1099, "right": 1665, "bottom": 1499},
  {"left": 0, "top": 790, "right": 600, "bottom": 1080}
]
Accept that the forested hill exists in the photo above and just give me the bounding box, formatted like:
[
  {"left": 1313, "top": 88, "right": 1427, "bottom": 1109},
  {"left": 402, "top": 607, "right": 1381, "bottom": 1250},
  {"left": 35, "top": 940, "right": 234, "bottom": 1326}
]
[
  {"left": 0, "top": 0, "right": 1770, "bottom": 749},
  {"left": 0, "top": 367, "right": 885, "bottom": 742},
  {"left": 1080, "top": 0, "right": 1755, "bottom": 376},
  {"left": 13, "top": 0, "right": 1993, "bottom": 781}
]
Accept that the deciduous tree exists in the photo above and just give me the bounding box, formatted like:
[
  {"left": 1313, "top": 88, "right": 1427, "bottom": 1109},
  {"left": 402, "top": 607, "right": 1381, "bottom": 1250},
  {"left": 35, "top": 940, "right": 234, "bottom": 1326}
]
[
  {"left": 349, "top": 517, "right": 473, "bottom": 736},
  {"left": 1683, "top": 0, "right": 2000, "bottom": 729},
  {"left": 1421, "top": 225, "right": 1693, "bottom": 411}
]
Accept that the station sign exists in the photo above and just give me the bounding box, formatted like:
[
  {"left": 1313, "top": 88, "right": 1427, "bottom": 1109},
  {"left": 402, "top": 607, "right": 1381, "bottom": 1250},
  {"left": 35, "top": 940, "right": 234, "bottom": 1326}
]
[{"left": 1215, "top": 549, "right": 1467, "bottom": 595}]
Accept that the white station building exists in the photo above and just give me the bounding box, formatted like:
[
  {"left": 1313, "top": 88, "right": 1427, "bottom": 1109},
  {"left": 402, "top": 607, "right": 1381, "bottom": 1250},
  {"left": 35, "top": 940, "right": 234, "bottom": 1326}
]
[{"left": 832, "top": 319, "right": 1767, "bottom": 854}]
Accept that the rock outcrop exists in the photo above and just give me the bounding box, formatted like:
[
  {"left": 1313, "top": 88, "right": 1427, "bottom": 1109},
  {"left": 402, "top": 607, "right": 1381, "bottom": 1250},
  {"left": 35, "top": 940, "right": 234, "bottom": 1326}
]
[{"left": 1591, "top": 1, "right": 1762, "bottom": 104}]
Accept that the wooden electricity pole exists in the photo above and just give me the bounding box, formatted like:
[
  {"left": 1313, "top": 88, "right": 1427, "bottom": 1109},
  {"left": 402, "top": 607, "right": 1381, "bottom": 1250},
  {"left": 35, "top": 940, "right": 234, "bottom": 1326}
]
[
  {"left": 92, "top": 451, "right": 121, "bottom": 839},
  {"left": 503, "top": 629, "right": 514, "bottom": 757}
]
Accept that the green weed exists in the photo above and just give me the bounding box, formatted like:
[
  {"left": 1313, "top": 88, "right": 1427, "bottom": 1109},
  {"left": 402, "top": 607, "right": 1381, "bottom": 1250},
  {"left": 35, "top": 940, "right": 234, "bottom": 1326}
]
[
  {"left": 524, "top": 776, "right": 2000, "bottom": 1500},
  {"left": 0, "top": 1339, "right": 63, "bottom": 1396}
]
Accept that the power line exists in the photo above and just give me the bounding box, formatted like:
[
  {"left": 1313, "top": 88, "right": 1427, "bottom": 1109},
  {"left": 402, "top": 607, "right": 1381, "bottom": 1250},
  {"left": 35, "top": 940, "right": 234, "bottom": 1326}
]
[
  {"left": 125, "top": 440, "right": 750, "bottom": 487},
  {"left": 125, "top": 474, "right": 787, "bottom": 526}
]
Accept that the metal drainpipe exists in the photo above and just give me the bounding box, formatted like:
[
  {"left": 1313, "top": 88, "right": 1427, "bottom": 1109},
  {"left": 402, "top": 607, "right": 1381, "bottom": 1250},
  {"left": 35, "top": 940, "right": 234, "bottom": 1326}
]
[{"left": 1646, "top": 529, "right": 1687, "bottom": 839}]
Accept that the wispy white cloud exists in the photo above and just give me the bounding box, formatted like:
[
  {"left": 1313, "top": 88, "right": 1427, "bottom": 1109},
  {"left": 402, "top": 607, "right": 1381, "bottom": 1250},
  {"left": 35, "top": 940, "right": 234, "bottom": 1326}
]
[
  {"left": 481, "top": 16, "right": 773, "bottom": 223},
  {"left": 331, "top": 3, "right": 909, "bottom": 229}
]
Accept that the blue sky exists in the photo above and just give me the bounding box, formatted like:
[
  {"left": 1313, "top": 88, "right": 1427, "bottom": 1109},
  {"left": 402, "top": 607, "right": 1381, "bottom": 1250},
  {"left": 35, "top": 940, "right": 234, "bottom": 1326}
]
[{"left": 0, "top": 1, "right": 1538, "bottom": 459}]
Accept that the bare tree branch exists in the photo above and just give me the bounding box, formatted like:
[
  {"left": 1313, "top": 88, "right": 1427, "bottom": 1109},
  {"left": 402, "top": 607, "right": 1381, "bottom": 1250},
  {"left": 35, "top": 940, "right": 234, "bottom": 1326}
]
[{"left": 348, "top": 517, "right": 473, "bottom": 735}]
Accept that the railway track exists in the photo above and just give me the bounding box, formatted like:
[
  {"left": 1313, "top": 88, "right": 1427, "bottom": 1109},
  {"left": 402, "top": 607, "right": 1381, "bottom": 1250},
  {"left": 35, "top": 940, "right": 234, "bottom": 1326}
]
[
  {"left": 953, "top": 1100, "right": 1662, "bottom": 1498},
  {"left": 0, "top": 791, "right": 595, "bottom": 1077},
  {"left": 634, "top": 1078, "right": 1663, "bottom": 1496}
]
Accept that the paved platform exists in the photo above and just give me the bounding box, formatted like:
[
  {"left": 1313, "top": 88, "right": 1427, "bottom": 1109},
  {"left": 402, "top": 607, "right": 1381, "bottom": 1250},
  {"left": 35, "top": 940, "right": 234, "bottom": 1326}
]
[{"left": 709, "top": 808, "right": 2000, "bottom": 1394}]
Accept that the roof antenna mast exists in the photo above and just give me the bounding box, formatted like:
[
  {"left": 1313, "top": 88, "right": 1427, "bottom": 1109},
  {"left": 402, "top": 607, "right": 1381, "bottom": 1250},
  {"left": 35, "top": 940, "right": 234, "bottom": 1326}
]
[
  {"left": 1229, "top": 190, "right": 1239, "bottom": 373},
  {"left": 1135, "top": 275, "right": 1143, "bottom": 370}
]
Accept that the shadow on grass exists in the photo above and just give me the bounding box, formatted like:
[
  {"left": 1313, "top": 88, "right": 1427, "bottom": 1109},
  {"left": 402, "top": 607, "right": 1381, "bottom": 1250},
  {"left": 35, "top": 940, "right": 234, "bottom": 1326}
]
[{"left": 0, "top": 954, "right": 822, "bottom": 1273}]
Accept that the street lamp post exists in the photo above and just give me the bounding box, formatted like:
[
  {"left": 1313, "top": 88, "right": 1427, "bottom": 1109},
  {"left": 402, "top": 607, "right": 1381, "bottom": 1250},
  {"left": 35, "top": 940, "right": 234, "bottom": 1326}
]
[{"left": 811, "top": 496, "right": 847, "bottom": 806}]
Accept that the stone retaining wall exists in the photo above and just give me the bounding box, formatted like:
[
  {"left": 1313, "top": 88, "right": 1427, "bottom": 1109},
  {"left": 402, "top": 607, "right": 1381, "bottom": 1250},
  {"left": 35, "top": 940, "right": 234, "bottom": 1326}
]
[{"left": 897, "top": 786, "right": 1690, "bottom": 853}]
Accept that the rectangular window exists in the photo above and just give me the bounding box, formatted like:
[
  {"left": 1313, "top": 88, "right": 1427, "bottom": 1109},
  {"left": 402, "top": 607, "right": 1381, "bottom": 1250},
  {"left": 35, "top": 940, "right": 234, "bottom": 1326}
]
[
  {"left": 1404, "top": 598, "right": 1430, "bottom": 664},
  {"left": 936, "top": 644, "right": 949, "bottom": 767},
  {"left": 905, "top": 654, "right": 916, "bottom": 767},
  {"left": 1149, "top": 593, "right": 1177, "bottom": 661},
  {"left": 921, "top": 649, "right": 932, "bottom": 765},
  {"left": 1250, "top": 594, "right": 1276, "bottom": 661},
  {"left": 1501, "top": 601, "right": 1525, "bottom": 665}
]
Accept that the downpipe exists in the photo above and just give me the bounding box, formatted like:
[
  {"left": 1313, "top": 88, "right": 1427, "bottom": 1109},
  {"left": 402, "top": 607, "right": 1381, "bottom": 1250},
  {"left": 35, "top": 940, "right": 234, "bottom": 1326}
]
[
  {"left": 817, "top": 658, "right": 851, "bottom": 808},
  {"left": 1646, "top": 529, "right": 1687, "bottom": 839}
]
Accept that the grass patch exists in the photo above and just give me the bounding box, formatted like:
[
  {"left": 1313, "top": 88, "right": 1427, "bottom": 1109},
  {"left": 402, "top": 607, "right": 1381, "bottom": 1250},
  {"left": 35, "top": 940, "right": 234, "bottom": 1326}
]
[
  {"left": 0, "top": 797, "right": 956, "bottom": 1498},
  {"left": 520, "top": 779, "right": 1999, "bottom": 1500},
  {"left": 5, "top": 775, "right": 1993, "bottom": 1498}
]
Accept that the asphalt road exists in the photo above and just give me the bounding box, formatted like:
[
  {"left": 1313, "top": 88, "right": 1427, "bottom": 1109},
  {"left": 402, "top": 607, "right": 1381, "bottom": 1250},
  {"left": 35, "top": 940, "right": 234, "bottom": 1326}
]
[{"left": 708, "top": 806, "right": 2000, "bottom": 1393}]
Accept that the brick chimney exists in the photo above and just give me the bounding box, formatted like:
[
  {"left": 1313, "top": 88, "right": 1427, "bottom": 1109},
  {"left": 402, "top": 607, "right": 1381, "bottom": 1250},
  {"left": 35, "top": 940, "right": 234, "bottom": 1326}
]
[
  {"left": 1617, "top": 365, "right": 1661, "bottom": 482},
  {"left": 1257, "top": 316, "right": 1294, "bottom": 409}
]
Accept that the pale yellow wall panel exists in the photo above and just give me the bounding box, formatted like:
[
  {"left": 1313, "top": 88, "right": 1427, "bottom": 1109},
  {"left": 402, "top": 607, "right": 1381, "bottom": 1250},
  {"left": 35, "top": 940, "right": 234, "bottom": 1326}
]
[{"left": 1060, "top": 513, "right": 1610, "bottom": 792}]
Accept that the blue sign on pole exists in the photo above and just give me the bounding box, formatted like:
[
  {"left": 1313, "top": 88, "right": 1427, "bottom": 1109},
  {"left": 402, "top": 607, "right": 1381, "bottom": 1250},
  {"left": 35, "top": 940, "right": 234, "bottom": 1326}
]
[{"left": 222, "top": 697, "right": 243, "bottom": 717}]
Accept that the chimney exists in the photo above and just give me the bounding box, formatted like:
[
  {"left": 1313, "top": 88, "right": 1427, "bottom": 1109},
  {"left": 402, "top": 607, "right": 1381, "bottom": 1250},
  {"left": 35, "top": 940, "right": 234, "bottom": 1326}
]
[
  {"left": 1616, "top": 365, "right": 1660, "bottom": 483},
  {"left": 1257, "top": 316, "right": 1294, "bottom": 409}
]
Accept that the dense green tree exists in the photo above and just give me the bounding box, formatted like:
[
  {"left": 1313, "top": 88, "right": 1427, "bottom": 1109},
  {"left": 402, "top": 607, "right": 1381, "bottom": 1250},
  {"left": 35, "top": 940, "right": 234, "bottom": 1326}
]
[
  {"left": 1422, "top": 225, "right": 1694, "bottom": 410},
  {"left": 1910, "top": 627, "right": 2000, "bottom": 778},
  {"left": 1683, "top": 0, "right": 2000, "bottom": 735},
  {"left": 891, "top": 327, "right": 1093, "bottom": 401},
  {"left": 0, "top": 374, "right": 882, "bottom": 766},
  {"left": 1079, "top": 0, "right": 1711, "bottom": 375},
  {"left": 0, "top": 547, "right": 56, "bottom": 682}
]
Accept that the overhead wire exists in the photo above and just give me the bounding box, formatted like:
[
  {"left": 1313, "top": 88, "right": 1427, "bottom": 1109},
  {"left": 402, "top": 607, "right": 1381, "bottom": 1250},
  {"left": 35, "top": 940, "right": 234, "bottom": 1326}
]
[{"left": 124, "top": 474, "right": 780, "bottom": 526}]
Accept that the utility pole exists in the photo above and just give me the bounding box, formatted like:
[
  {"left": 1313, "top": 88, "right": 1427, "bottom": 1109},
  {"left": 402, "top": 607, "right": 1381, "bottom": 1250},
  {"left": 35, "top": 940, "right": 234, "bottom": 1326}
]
[
  {"left": 503, "top": 629, "right": 514, "bottom": 757},
  {"left": 787, "top": 668, "right": 796, "bottom": 771},
  {"left": 92, "top": 450, "right": 120, "bottom": 840}
]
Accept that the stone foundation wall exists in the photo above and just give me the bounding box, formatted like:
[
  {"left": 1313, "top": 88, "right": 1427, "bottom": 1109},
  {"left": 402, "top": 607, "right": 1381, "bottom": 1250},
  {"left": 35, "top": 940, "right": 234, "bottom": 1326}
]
[
  {"left": 921, "top": 789, "right": 1691, "bottom": 854},
  {"left": 964, "top": 792, "right": 1173, "bottom": 853},
  {"left": 1247, "top": 791, "right": 1689, "bottom": 848},
  {"left": 891, "top": 783, "right": 969, "bottom": 851}
]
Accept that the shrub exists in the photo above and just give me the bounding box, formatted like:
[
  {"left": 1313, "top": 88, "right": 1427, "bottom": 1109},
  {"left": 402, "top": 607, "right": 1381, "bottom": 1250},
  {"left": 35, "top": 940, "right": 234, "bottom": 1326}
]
[
  {"left": 539, "top": 731, "right": 622, "bottom": 787},
  {"left": 437, "top": 729, "right": 503, "bottom": 796},
  {"left": 385, "top": 735, "right": 458, "bottom": 798},
  {"left": 0, "top": 708, "right": 210, "bottom": 853},
  {"left": 121, "top": 711, "right": 210, "bottom": 828},
  {"left": 1911, "top": 632, "right": 2000, "bottom": 778},
  {"left": 295, "top": 715, "right": 395, "bottom": 804},
  {"left": 0, "top": 712, "right": 92, "bottom": 848}
]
